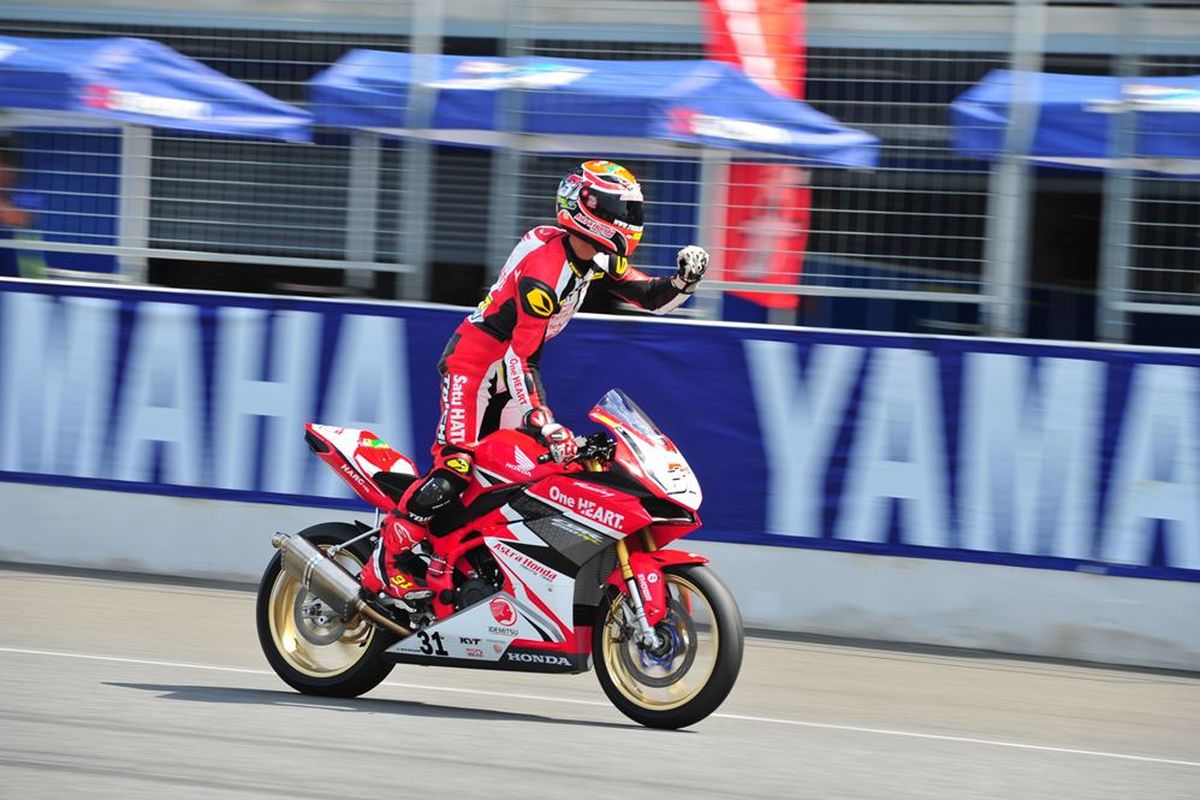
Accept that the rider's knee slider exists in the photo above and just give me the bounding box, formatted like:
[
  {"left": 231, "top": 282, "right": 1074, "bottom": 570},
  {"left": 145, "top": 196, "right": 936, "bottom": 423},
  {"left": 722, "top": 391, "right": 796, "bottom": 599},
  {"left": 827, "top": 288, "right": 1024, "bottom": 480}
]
[{"left": 404, "top": 472, "right": 464, "bottom": 521}]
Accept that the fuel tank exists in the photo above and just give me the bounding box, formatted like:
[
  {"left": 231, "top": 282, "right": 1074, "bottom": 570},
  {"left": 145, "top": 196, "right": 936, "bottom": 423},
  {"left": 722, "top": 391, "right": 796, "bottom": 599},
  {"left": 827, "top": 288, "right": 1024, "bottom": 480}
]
[{"left": 469, "top": 429, "right": 562, "bottom": 489}]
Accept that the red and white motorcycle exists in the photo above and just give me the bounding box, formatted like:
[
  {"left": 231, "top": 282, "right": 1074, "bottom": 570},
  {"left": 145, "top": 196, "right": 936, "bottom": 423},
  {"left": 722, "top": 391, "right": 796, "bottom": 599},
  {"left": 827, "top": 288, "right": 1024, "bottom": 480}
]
[{"left": 257, "top": 389, "right": 743, "bottom": 729}]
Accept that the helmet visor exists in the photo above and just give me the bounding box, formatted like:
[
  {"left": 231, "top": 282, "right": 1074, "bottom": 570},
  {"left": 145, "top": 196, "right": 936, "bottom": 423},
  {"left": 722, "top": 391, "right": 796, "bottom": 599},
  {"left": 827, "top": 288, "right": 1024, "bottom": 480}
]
[{"left": 585, "top": 189, "right": 644, "bottom": 228}]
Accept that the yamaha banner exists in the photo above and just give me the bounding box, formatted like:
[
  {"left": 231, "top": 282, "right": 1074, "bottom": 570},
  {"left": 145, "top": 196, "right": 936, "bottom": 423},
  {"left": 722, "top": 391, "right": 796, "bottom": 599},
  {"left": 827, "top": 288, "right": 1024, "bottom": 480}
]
[{"left": 0, "top": 279, "right": 1197, "bottom": 582}]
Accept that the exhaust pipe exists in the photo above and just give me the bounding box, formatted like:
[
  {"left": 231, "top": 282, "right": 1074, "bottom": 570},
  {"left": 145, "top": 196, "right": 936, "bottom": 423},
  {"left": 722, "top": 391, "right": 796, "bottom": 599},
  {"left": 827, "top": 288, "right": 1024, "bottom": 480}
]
[{"left": 272, "top": 532, "right": 411, "bottom": 638}]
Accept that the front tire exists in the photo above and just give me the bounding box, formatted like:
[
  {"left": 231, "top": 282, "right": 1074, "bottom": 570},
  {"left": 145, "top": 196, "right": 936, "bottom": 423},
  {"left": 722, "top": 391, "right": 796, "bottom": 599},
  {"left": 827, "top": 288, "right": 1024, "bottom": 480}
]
[
  {"left": 255, "top": 522, "right": 396, "bottom": 697},
  {"left": 593, "top": 564, "right": 743, "bottom": 729}
]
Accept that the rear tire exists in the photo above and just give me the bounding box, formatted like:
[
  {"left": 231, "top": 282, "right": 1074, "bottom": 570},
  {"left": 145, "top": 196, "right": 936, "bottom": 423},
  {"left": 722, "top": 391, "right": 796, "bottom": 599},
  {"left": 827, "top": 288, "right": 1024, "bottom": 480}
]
[
  {"left": 255, "top": 522, "right": 396, "bottom": 698},
  {"left": 593, "top": 564, "right": 743, "bottom": 729}
]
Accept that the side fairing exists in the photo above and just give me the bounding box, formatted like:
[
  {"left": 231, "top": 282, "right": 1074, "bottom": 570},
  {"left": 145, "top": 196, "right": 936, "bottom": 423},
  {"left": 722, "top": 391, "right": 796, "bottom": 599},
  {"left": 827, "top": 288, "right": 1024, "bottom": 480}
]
[
  {"left": 524, "top": 474, "right": 653, "bottom": 539},
  {"left": 386, "top": 592, "right": 562, "bottom": 663}
]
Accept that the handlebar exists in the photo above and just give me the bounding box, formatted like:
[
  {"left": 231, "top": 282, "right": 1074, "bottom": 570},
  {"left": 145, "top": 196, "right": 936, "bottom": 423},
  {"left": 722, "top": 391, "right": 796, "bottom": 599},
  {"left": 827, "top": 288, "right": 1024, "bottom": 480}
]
[{"left": 536, "top": 431, "right": 616, "bottom": 466}]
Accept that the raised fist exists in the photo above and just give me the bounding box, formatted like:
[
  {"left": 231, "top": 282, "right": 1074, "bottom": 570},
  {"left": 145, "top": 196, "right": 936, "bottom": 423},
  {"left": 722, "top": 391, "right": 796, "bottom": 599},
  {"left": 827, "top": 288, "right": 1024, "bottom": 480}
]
[{"left": 674, "top": 245, "right": 709, "bottom": 293}]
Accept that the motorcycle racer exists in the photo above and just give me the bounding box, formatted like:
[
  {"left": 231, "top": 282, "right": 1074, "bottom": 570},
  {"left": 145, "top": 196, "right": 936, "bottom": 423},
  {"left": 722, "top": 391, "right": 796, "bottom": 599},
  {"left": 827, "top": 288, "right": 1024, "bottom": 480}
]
[{"left": 361, "top": 159, "right": 709, "bottom": 603}]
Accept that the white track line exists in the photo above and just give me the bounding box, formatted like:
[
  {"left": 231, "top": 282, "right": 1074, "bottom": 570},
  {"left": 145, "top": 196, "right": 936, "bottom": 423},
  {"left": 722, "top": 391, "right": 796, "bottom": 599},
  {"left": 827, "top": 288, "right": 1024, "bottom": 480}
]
[{"left": 2, "top": 646, "right": 1197, "bottom": 769}]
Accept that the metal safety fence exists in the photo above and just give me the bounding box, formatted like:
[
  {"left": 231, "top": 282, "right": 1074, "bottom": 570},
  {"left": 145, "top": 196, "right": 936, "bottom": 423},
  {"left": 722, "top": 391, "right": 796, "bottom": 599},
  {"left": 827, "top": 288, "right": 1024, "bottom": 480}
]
[
  {"left": 1098, "top": 2, "right": 1200, "bottom": 340},
  {"left": 0, "top": 5, "right": 420, "bottom": 295},
  {"left": 0, "top": 1, "right": 1198, "bottom": 343}
]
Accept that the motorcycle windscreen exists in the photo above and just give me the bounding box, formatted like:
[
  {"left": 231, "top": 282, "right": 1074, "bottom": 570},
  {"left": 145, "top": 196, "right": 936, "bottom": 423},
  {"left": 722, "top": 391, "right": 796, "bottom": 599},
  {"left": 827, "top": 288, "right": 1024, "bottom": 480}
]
[{"left": 588, "top": 389, "right": 702, "bottom": 510}]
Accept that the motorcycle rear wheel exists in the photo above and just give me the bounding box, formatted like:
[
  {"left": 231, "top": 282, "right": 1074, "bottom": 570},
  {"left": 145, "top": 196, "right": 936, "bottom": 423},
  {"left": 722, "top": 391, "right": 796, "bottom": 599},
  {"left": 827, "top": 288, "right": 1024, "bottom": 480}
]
[
  {"left": 593, "top": 564, "right": 743, "bottom": 729},
  {"left": 256, "top": 522, "right": 396, "bottom": 697}
]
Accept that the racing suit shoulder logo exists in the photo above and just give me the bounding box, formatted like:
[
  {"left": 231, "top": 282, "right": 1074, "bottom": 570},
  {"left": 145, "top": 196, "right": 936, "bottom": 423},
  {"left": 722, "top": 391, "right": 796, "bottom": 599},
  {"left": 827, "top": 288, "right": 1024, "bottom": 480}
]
[
  {"left": 518, "top": 276, "right": 559, "bottom": 319},
  {"left": 527, "top": 288, "right": 554, "bottom": 317},
  {"left": 445, "top": 456, "right": 471, "bottom": 474},
  {"left": 612, "top": 256, "right": 629, "bottom": 279}
]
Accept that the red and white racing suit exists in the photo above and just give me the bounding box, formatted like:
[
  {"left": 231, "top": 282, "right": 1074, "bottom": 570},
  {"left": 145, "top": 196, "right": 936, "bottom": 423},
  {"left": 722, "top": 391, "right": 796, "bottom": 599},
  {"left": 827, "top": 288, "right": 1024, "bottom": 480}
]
[
  {"left": 432, "top": 225, "right": 690, "bottom": 464},
  {"left": 362, "top": 226, "right": 693, "bottom": 599}
]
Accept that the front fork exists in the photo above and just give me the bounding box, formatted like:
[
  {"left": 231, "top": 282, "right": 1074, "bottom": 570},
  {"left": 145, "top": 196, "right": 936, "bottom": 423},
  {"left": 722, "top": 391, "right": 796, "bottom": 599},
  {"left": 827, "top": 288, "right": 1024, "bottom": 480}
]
[{"left": 615, "top": 534, "right": 663, "bottom": 650}]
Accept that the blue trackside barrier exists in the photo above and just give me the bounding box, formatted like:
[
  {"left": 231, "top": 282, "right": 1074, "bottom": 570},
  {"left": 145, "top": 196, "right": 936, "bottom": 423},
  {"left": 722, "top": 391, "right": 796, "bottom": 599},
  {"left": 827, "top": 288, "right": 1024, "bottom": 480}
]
[{"left": 0, "top": 278, "right": 1197, "bottom": 582}]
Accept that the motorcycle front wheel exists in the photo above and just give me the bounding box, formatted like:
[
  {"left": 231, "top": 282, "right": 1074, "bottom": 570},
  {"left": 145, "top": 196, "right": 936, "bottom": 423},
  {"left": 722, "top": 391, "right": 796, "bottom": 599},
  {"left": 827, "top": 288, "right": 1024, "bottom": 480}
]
[
  {"left": 593, "top": 564, "right": 743, "bottom": 729},
  {"left": 255, "top": 522, "right": 396, "bottom": 697}
]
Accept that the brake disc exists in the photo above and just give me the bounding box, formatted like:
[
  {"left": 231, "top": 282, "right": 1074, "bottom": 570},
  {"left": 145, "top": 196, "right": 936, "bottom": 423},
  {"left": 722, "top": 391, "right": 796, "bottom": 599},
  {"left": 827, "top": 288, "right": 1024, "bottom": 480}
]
[
  {"left": 618, "top": 597, "right": 698, "bottom": 688},
  {"left": 292, "top": 591, "right": 348, "bottom": 646}
]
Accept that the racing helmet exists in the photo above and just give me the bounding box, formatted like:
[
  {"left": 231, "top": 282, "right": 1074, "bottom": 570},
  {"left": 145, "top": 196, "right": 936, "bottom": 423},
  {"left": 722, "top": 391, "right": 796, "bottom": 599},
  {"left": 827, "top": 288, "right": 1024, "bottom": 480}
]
[{"left": 555, "top": 160, "right": 644, "bottom": 259}]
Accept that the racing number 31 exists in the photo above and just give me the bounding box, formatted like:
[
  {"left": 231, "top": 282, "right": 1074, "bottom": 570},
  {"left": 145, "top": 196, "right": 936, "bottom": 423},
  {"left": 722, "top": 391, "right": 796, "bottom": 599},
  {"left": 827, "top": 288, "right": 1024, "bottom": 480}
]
[{"left": 417, "top": 630, "right": 449, "bottom": 656}]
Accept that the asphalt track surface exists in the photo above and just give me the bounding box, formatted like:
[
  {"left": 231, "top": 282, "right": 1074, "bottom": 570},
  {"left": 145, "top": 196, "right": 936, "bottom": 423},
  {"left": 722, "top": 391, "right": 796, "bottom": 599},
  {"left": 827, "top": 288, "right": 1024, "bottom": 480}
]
[{"left": 1, "top": 565, "right": 1197, "bottom": 800}]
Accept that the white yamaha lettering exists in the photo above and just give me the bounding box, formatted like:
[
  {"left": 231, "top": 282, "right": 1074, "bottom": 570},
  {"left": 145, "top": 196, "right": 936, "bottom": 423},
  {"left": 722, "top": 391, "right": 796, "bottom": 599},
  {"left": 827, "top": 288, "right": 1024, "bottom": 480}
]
[{"left": 313, "top": 314, "right": 413, "bottom": 498}]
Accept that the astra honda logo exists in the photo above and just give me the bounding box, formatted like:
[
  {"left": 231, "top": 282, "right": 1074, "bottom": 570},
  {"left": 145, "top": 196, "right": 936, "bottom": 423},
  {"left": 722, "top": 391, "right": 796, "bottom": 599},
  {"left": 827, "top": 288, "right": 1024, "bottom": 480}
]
[
  {"left": 489, "top": 596, "right": 518, "bottom": 627},
  {"left": 669, "top": 107, "right": 792, "bottom": 147},
  {"left": 82, "top": 84, "right": 211, "bottom": 120},
  {"left": 575, "top": 214, "right": 617, "bottom": 240},
  {"left": 492, "top": 541, "right": 557, "bottom": 582},
  {"left": 506, "top": 652, "right": 571, "bottom": 666}
]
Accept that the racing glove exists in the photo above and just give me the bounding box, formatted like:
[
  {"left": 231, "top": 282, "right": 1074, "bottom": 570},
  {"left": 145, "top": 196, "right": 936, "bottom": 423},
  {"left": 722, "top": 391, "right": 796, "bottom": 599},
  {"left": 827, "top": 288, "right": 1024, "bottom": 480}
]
[
  {"left": 522, "top": 407, "right": 578, "bottom": 463},
  {"left": 671, "top": 245, "right": 709, "bottom": 294},
  {"left": 541, "top": 422, "right": 579, "bottom": 463}
]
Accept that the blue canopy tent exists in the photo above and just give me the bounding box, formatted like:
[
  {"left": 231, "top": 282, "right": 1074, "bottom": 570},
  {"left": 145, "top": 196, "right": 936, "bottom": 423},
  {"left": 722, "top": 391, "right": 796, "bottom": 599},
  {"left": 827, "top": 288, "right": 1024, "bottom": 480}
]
[
  {"left": 951, "top": 70, "right": 1200, "bottom": 339},
  {"left": 307, "top": 51, "right": 879, "bottom": 305},
  {"left": 0, "top": 35, "right": 312, "bottom": 277},
  {"left": 308, "top": 51, "right": 879, "bottom": 166},
  {"left": 951, "top": 70, "right": 1200, "bottom": 174}
]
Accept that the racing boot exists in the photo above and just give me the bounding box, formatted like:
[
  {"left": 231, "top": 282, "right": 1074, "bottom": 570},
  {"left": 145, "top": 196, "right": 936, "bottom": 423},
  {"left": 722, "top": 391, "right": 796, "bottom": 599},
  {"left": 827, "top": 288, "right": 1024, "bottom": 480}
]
[
  {"left": 360, "top": 453, "right": 472, "bottom": 603},
  {"left": 360, "top": 514, "right": 434, "bottom": 603}
]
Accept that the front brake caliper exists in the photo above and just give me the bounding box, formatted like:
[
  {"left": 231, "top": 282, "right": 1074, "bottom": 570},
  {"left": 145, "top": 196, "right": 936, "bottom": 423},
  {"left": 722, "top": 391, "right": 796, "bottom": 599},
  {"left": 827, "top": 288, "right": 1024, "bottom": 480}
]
[{"left": 626, "top": 551, "right": 668, "bottom": 627}]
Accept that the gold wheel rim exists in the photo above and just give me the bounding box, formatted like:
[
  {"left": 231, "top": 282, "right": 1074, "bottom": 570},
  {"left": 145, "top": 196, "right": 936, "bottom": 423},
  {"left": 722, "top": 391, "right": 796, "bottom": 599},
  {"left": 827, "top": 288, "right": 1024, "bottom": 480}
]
[
  {"left": 267, "top": 544, "right": 376, "bottom": 679},
  {"left": 601, "top": 573, "right": 719, "bottom": 711}
]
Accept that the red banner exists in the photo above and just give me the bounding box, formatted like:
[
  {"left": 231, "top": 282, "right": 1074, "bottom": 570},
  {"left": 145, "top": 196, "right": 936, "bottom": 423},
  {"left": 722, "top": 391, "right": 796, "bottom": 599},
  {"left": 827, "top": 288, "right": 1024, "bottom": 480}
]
[{"left": 701, "top": 0, "right": 809, "bottom": 309}]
